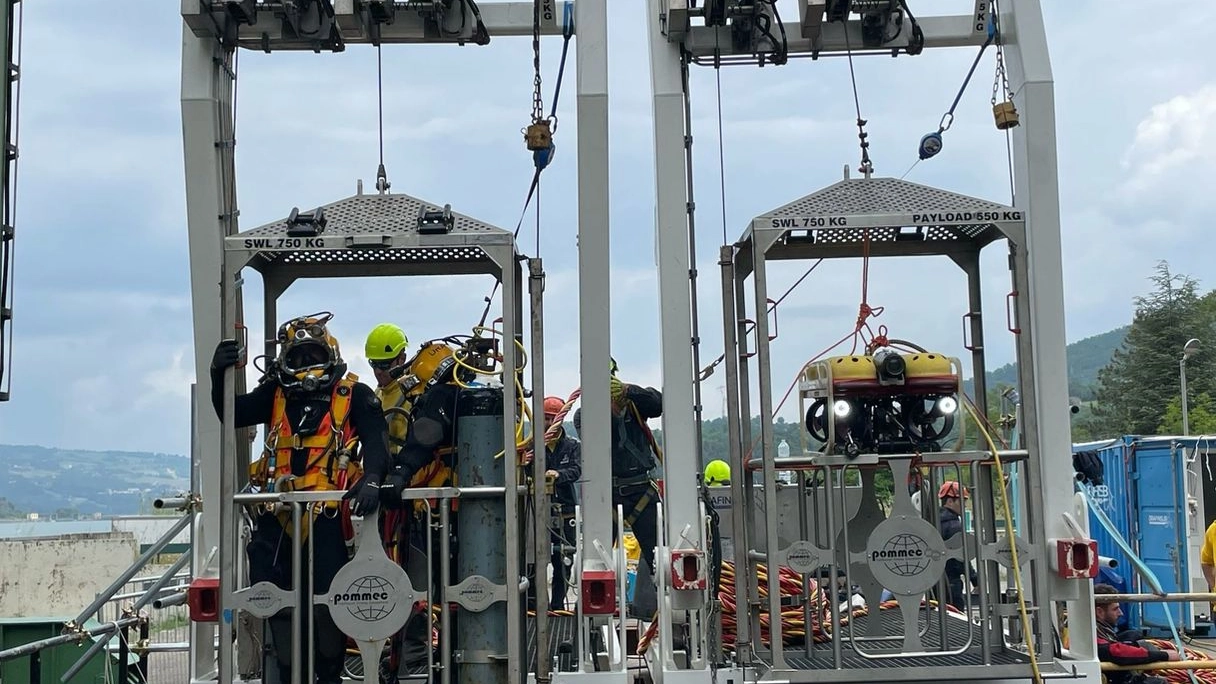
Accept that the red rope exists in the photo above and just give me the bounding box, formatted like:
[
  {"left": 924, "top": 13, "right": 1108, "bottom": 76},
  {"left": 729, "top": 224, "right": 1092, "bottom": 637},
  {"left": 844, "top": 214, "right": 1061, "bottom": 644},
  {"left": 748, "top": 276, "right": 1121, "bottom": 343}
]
[
  {"left": 850, "top": 228, "right": 889, "bottom": 354},
  {"left": 742, "top": 230, "right": 890, "bottom": 462},
  {"left": 520, "top": 388, "right": 582, "bottom": 465}
]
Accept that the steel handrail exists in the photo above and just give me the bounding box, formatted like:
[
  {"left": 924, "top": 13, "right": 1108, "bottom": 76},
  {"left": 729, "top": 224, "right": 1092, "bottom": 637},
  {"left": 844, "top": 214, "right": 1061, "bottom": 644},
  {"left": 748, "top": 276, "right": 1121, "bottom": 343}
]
[{"left": 0, "top": 616, "right": 141, "bottom": 662}]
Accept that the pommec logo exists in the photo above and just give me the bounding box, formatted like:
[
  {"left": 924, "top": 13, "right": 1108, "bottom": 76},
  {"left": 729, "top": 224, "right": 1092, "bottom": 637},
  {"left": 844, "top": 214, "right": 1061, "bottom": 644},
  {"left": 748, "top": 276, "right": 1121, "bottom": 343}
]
[
  {"left": 871, "top": 533, "right": 932, "bottom": 577},
  {"left": 331, "top": 575, "right": 397, "bottom": 622},
  {"left": 865, "top": 517, "right": 947, "bottom": 596}
]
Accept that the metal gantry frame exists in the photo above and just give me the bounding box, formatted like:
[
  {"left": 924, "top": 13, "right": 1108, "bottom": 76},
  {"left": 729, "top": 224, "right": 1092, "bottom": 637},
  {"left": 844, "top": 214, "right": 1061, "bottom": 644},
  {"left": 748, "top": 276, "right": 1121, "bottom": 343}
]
[
  {"left": 0, "top": 0, "right": 19, "bottom": 402},
  {"left": 646, "top": 0, "right": 1101, "bottom": 682},
  {"left": 215, "top": 193, "right": 531, "bottom": 684},
  {"left": 179, "top": 1, "right": 628, "bottom": 682},
  {"left": 722, "top": 178, "right": 1046, "bottom": 680}
]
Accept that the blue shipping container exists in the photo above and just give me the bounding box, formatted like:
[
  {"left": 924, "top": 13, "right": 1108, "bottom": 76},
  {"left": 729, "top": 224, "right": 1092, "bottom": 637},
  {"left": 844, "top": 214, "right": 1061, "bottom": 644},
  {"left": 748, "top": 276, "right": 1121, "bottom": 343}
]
[
  {"left": 1074, "top": 436, "right": 1136, "bottom": 631},
  {"left": 1074, "top": 436, "right": 1216, "bottom": 636}
]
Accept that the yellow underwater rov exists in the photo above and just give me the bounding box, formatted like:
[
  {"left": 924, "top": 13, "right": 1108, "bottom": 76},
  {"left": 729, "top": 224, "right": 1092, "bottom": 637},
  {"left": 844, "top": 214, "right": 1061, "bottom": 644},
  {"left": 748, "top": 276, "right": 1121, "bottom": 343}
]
[{"left": 799, "top": 349, "right": 964, "bottom": 458}]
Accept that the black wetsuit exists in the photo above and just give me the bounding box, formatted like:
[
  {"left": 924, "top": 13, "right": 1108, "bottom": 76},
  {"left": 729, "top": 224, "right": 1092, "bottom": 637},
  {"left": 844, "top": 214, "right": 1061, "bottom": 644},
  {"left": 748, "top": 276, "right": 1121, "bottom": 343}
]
[{"left": 211, "top": 367, "right": 390, "bottom": 684}]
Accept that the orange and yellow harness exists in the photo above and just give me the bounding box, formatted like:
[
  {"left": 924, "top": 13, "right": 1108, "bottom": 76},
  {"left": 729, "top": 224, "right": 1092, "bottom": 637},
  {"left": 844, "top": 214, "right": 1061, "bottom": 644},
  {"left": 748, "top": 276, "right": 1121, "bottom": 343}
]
[{"left": 249, "top": 373, "right": 364, "bottom": 540}]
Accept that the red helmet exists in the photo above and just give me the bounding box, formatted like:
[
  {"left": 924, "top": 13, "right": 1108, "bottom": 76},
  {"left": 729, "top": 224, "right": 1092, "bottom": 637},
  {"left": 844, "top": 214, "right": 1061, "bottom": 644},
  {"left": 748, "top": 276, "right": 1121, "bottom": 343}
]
[
  {"left": 543, "top": 396, "right": 566, "bottom": 416},
  {"left": 938, "top": 481, "right": 969, "bottom": 500}
]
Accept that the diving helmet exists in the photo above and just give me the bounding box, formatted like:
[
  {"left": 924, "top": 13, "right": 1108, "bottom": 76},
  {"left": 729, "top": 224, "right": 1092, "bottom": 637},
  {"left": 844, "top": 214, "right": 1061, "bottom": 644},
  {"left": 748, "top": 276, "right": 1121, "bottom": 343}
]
[
  {"left": 400, "top": 341, "right": 459, "bottom": 395},
  {"left": 274, "top": 312, "right": 346, "bottom": 393}
]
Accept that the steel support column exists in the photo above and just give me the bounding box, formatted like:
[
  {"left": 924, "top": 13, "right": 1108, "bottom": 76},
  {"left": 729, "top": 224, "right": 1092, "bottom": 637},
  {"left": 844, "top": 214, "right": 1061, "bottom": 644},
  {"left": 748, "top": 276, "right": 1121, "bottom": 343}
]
[
  {"left": 575, "top": 0, "right": 613, "bottom": 587},
  {"left": 1003, "top": 0, "right": 1097, "bottom": 671},
  {"left": 180, "top": 22, "right": 233, "bottom": 681},
  {"left": 503, "top": 257, "right": 523, "bottom": 684},
  {"left": 529, "top": 257, "right": 551, "bottom": 684},
  {"left": 647, "top": 0, "right": 708, "bottom": 668}
]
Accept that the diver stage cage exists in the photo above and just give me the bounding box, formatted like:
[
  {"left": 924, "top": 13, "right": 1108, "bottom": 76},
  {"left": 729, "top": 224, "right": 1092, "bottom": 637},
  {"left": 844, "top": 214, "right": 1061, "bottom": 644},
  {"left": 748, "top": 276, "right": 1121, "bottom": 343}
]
[
  {"left": 213, "top": 189, "right": 556, "bottom": 684},
  {"left": 717, "top": 175, "right": 1064, "bottom": 682}
]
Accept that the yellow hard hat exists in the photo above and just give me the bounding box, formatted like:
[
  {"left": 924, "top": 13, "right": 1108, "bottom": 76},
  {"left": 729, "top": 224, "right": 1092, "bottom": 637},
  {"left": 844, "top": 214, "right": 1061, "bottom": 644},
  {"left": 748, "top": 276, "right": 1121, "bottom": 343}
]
[
  {"left": 365, "top": 323, "right": 409, "bottom": 362},
  {"left": 704, "top": 459, "right": 731, "bottom": 486}
]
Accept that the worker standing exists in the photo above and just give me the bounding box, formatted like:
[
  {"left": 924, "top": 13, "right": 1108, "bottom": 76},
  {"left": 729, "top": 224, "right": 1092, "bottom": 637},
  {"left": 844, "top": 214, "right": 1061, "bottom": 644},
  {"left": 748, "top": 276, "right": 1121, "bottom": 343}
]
[
  {"left": 937, "top": 480, "right": 977, "bottom": 611},
  {"left": 576, "top": 359, "right": 664, "bottom": 584},
  {"left": 211, "top": 313, "right": 388, "bottom": 684},
  {"left": 365, "top": 323, "right": 414, "bottom": 466},
  {"left": 364, "top": 323, "right": 424, "bottom": 678},
  {"left": 539, "top": 396, "right": 582, "bottom": 610},
  {"left": 377, "top": 341, "right": 468, "bottom": 674},
  {"left": 1199, "top": 520, "right": 1216, "bottom": 618}
]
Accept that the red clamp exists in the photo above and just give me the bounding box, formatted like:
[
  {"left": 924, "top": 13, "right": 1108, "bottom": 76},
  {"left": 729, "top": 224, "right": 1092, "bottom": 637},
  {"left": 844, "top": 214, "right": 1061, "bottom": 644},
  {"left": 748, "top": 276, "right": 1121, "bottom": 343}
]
[
  {"left": 187, "top": 577, "right": 221, "bottom": 623},
  {"left": 1052, "top": 539, "right": 1098, "bottom": 579},
  {"left": 581, "top": 570, "right": 617, "bottom": 615},
  {"left": 671, "top": 549, "right": 708, "bottom": 591}
]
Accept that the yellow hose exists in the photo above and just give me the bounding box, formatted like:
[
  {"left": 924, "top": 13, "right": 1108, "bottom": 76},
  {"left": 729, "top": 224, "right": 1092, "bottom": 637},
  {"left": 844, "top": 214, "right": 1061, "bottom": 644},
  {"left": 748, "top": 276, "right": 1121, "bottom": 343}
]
[{"left": 965, "top": 402, "right": 1043, "bottom": 684}]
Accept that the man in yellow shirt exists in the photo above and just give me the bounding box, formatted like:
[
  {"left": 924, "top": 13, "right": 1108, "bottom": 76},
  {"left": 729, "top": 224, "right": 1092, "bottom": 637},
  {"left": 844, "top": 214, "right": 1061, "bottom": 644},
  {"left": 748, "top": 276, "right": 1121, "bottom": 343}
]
[
  {"left": 1200, "top": 520, "right": 1216, "bottom": 618},
  {"left": 1202, "top": 521, "right": 1216, "bottom": 589}
]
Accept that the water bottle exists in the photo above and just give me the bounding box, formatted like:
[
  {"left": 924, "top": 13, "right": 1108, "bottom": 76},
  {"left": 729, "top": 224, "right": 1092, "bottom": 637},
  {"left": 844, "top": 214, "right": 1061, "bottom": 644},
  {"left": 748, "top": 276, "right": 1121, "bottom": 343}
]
[{"left": 776, "top": 439, "right": 792, "bottom": 484}]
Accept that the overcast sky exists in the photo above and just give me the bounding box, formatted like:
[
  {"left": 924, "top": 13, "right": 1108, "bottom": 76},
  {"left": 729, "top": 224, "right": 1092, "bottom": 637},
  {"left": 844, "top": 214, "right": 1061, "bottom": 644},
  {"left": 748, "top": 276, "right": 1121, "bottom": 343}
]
[{"left": 0, "top": 1, "right": 1211, "bottom": 457}]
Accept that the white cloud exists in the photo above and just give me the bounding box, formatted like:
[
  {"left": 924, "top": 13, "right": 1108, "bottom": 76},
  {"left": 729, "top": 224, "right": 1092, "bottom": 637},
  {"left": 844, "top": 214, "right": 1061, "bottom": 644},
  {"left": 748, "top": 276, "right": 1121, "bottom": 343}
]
[
  {"left": 140, "top": 348, "right": 195, "bottom": 403},
  {"left": 3, "top": 0, "right": 1216, "bottom": 457},
  {"left": 1121, "top": 84, "right": 1216, "bottom": 194}
]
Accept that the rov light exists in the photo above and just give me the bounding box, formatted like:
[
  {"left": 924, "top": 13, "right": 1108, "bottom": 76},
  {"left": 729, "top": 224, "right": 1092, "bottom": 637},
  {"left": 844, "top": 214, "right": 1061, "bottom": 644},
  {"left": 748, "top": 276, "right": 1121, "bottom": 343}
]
[
  {"left": 833, "top": 400, "right": 852, "bottom": 418},
  {"left": 937, "top": 396, "right": 958, "bottom": 415}
]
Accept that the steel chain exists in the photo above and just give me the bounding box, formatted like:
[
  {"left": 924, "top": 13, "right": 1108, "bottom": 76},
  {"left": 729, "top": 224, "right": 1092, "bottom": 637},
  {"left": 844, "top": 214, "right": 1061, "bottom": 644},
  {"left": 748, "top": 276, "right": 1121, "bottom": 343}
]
[{"left": 532, "top": 0, "right": 543, "bottom": 121}]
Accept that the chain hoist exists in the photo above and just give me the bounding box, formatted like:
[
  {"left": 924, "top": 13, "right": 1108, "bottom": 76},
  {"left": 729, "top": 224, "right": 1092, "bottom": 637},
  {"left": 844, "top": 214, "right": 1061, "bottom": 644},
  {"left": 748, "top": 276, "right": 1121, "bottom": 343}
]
[
  {"left": 991, "top": 35, "right": 1019, "bottom": 130},
  {"left": 523, "top": 0, "right": 553, "bottom": 152}
]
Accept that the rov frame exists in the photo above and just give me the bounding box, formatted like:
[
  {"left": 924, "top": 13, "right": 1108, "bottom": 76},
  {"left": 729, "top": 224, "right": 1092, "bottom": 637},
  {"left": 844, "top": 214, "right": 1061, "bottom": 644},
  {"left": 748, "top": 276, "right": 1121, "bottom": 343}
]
[
  {"left": 719, "top": 176, "right": 1050, "bottom": 682},
  {"left": 647, "top": 0, "right": 1101, "bottom": 682}
]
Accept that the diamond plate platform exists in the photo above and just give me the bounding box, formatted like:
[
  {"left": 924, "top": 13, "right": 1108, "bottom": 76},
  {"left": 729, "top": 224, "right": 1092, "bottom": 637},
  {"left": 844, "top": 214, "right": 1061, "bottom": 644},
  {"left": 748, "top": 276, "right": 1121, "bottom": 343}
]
[
  {"left": 527, "top": 614, "right": 580, "bottom": 672},
  {"left": 740, "top": 177, "right": 1025, "bottom": 262},
  {"left": 761, "top": 178, "right": 1013, "bottom": 220},
  {"left": 223, "top": 192, "right": 518, "bottom": 282},
  {"left": 760, "top": 608, "right": 1047, "bottom": 683}
]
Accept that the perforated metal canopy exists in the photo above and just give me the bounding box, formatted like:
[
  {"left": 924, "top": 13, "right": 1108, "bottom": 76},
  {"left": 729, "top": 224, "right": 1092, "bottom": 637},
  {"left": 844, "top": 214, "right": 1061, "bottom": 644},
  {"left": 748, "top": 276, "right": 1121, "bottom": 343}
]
[
  {"left": 742, "top": 177, "right": 1024, "bottom": 261},
  {"left": 224, "top": 192, "right": 517, "bottom": 282}
]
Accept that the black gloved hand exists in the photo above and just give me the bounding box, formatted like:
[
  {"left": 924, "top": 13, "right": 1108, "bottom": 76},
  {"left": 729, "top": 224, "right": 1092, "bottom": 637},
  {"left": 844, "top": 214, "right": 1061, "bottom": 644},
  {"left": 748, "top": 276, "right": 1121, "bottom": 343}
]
[
  {"left": 344, "top": 476, "right": 381, "bottom": 517},
  {"left": 211, "top": 339, "right": 242, "bottom": 371},
  {"left": 379, "top": 472, "right": 408, "bottom": 509}
]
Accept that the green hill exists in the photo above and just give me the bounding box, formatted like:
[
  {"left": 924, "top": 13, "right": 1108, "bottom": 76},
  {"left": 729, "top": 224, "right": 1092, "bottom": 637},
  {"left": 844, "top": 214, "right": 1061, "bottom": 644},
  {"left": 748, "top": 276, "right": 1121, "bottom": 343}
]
[
  {"left": 0, "top": 444, "right": 190, "bottom": 518},
  {"left": 983, "top": 326, "right": 1129, "bottom": 400}
]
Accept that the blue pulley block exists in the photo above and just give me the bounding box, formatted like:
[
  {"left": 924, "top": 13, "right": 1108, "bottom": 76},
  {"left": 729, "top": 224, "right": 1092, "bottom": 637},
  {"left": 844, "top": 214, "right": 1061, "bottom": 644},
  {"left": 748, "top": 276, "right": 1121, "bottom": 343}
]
[
  {"left": 918, "top": 131, "right": 943, "bottom": 160},
  {"left": 533, "top": 143, "right": 557, "bottom": 170}
]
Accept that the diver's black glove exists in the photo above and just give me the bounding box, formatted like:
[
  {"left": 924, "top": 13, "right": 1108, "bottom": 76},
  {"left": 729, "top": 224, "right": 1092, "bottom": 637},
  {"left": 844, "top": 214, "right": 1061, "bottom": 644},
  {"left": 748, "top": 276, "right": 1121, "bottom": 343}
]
[
  {"left": 379, "top": 471, "right": 408, "bottom": 509},
  {"left": 211, "top": 339, "right": 242, "bottom": 371},
  {"left": 344, "top": 476, "right": 382, "bottom": 517},
  {"left": 1073, "top": 450, "right": 1104, "bottom": 487}
]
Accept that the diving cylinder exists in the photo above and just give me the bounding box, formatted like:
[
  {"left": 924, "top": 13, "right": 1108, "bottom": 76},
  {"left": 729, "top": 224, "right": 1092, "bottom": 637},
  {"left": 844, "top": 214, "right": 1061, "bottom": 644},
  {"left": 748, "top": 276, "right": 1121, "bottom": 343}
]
[{"left": 453, "top": 386, "right": 512, "bottom": 684}]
